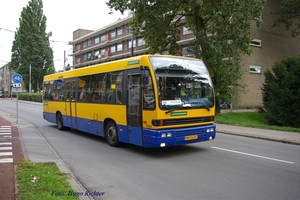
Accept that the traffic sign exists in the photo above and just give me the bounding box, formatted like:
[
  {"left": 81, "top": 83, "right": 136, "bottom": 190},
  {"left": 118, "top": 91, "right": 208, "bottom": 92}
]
[{"left": 12, "top": 73, "right": 23, "bottom": 83}]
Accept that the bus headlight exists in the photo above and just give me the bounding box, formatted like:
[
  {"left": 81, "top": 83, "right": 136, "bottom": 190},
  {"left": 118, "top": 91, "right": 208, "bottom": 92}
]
[
  {"left": 167, "top": 133, "right": 172, "bottom": 137},
  {"left": 207, "top": 128, "right": 214, "bottom": 132},
  {"left": 161, "top": 133, "right": 172, "bottom": 138}
]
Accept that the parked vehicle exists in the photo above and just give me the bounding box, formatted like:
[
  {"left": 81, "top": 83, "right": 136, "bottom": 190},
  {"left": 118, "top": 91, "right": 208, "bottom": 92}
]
[{"left": 219, "top": 102, "right": 230, "bottom": 109}]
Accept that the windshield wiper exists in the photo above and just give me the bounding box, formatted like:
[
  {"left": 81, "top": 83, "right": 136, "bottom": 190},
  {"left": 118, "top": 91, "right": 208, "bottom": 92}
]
[
  {"left": 165, "top": 105, "right": 183, "bottom": 114},
  {"left": 190, "top": 101, "right": 210, "bottom": 111},
  {"left": 198, "top": 101, "right": 210, "bottom": 111}
]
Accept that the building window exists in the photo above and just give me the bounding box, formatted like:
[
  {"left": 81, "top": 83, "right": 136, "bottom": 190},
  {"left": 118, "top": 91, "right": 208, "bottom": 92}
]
[
  {"left": 101, "top": 35, "right": 106, "bottom": 42},
  {"left": 94, "top": 50, "right": 99, "bottom": 59},
  {"left": 95, "top": 37, "right": 100, "bottom": 44},
  {"left": 182, "top": 47, "right": 194, "bottom": 56},
  {"left": 110, "top": 45, "right": 116, "bottom": 53},
  {"left": 183, "top": 26, "right": 193, "bottom": 35},
  {"left": 100, "top": 48, "right": 105, "bottom": 55},
  {"left": 88, "top": 39, "right": 92, "bottom": 46},
  {"left": 83, "top": 41, "right": 87, "bottom": 48},
  {"left": 87, "top": 52, "right": 92, "bottom": 60},
  {"left": 137, "top": 38, "right": 145, "bottom": 46},
  {"left": 128, "top": 40, "right": 136, "bottom": 48},
  {"left": 110, "top": 31, "right": 116, "bottom": 39},
  {"left": 117, "top": 43, "right": 123, "bottom": 51},
  {"left": 117, "top": 28, "right": 123, "bottom": 36}
]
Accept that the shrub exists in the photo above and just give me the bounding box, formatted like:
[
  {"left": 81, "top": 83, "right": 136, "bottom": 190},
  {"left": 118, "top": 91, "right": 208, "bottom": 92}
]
[
  {"left": 18, "top": 92, "right": 43, "bottom": 102},
  {"left": 261, "top": 56, "right": 300, "bottom": 128}
]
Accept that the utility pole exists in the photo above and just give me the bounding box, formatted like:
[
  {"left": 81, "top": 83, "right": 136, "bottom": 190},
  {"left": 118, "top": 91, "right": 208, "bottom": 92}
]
[{"left": 64, "top": 50, "right": 66, "bottom": 71}]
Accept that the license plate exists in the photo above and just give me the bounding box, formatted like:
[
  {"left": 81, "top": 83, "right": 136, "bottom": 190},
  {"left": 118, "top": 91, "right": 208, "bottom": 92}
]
[{"left": 185, "top": 135, "right": 198, "bottom": 140}]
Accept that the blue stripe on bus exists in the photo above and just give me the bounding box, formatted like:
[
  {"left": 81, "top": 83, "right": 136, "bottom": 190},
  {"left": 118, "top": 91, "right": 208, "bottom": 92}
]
[
  {"left": 43, "top": 112, "right": 129, "bottom": 143},
  {"left": 143, "top": 124, "right": 216, "bottom": 148}
]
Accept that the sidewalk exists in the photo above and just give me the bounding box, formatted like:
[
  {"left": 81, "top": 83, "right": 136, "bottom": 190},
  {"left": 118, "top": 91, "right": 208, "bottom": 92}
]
[
  {"left": 0, "top": 108, "right": 299, "bottom": 199},
  {"left": 216, "top": 123, "right": 300, "bottom": 145},
  {"left": 0, "top": 110, "right": 91, "bottom": 200}
]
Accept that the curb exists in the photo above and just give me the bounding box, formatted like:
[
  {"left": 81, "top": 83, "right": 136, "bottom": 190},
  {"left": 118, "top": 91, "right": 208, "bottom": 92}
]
[{"left": 217, "top": 130, "right": 300, "bottom": 146}]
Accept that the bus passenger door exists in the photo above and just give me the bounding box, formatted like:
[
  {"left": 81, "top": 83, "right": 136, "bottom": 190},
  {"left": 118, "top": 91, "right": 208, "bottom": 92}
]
[
  {"left": 65, "top": 79, "right": 78, "bottom": 129},
  {"left": 127, "top": 72, "right": 143, "bottom": 146}
]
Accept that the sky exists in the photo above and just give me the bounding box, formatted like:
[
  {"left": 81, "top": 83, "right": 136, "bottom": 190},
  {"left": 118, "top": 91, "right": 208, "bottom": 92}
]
[{"left": 0, "top": 0, "right": 127, "bottom": 71}]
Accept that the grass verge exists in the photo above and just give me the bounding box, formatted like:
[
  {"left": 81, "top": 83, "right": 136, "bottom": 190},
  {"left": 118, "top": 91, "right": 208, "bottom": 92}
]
[
  {"left": 215, "top": 111, "right": 300, "bottom": 132},
  {"left": 16, "top": 161, "right": 79, "bottom": 200}
]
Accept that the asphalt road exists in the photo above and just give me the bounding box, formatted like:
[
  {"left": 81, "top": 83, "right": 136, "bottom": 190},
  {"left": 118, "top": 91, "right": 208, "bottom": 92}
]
[{"left": 1, "top": 99, "right": 300, "bottom": 200}]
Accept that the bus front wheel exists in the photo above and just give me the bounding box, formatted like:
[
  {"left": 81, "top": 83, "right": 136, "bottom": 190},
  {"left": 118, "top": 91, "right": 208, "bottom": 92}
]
[
  {"left": 56, "top": 113, "right": 65, "bottom": 130},
  {"left": 105, "top": 121, "right": 119, "bottom": 147}
]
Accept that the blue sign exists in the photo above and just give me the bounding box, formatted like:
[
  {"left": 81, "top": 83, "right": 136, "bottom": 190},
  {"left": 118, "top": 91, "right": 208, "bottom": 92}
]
[{"left": 12, "top": 73, "right": 23, "bottom": 83}]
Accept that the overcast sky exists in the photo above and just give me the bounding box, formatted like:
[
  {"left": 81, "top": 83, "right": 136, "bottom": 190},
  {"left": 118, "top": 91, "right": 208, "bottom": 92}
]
[{"left": 0, "top": 0, "right": 126, "bottom": 71}]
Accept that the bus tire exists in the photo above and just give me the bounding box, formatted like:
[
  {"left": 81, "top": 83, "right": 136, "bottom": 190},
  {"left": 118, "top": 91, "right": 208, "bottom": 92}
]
[
  {"left": 105, "top": 121, "right": 119, "bottom": 147},
  {"left": 56, "top": 112, "right": 65, "bottom": 130}
]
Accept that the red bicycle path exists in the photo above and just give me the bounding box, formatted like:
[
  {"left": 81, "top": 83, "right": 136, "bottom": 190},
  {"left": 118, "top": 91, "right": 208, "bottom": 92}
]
[{"left": 0, "top": 116, "right": 28, "bottom": 200}]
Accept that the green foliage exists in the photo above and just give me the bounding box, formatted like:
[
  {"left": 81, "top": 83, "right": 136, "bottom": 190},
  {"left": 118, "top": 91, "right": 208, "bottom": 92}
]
[
  {"left": 107, "top": 0, "right": 266, "bottom": 113},
  {"left": 273, "top": 0, "right": 300, "bottom": 37},
  {"left": 261, "top": 56, "right": 300, "bottom": 128},
  {"left": 18, "top": 92, "right": 43, "bottom": 102},
  {"left": 17, "top": 161, "right": 79, "bottom": 200},
  {"left": 10, "top": 0, "right": 55, "bottom": 93},
  {"left": 215, "top": 112, "right": 300, "bottom": 132}
]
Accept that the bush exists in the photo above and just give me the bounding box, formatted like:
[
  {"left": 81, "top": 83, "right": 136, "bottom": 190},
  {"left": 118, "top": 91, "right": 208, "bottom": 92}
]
[
  {"left": 18, "top": 92, "right": 43, "bottom": 102},
  {"left": 261, "top": 56, "right": 300, "bottom": 128}
]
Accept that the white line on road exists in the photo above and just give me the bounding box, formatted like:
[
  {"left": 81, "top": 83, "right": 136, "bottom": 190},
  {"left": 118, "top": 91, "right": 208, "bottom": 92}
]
[
  {"left": 211, "top": 146, "right": 294, "bottom": 164},
  {"left": 0, "top": 152, "right": 13, "bottom": 156},
  {"left": 0, "top": 158, "right": 13, "bottom": 163},
  {"left": 0, "top": 142, "right": 12, "bottom": 146},
  {"left": 0, "top": 147, "right": 12, "bottom": 150}
]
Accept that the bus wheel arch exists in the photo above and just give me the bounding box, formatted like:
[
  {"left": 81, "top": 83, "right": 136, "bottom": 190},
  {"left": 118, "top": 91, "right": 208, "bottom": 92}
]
[
  {"left": 56, "top": 112, "right": 65, "bottom": 130},
  {"left": 104, "top": 119, "right": 119, "bottom": 147}
]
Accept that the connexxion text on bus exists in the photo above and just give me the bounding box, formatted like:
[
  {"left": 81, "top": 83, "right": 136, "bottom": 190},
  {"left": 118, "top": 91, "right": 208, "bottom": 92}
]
[{"left": 43, "top": 55, "right": 216, "bottom": 148}]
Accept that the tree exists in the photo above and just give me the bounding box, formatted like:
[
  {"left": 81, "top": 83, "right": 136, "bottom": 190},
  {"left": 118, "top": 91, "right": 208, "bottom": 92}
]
[
  {"left": 106, "top": 0, "right": 266, "bottom": 113},
  {"left": 261, "top": 56, "right": 300, "bottom": 127},
  {"left": 10, "top": 0, "right": 55, "bottom": 92},
  {"left": 273, "top": 0, "right": 300, "bottom": 37}
]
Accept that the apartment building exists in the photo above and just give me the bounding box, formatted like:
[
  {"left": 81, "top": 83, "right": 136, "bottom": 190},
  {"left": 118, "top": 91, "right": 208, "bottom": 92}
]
[
  {"left": 68, "top": 0, "right": 300, "bottom": 108},
  {"left": 0, "top": 63, "right": 13, "bottom": 96}
]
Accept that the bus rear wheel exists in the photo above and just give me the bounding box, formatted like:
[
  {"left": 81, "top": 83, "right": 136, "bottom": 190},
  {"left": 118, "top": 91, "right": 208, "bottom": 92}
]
[
  {"left": 56, "top": 113, "right": 65, "bottom": 130},
  {"left": 105, "top": 121, "right": 119, "bottom": 147}
]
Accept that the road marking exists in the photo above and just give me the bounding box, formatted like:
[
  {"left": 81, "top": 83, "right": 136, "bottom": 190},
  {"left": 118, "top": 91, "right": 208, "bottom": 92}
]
[
  {"left": 0, "top": 133, "right": 12, "bottom": 135},
  {"left": 0, "top": 142, "right": 12, "bottom": 146},
  {"left": 0, "top": 152, "right": 13, "bottom": 156},
  {"left": 0, "top": 146, "right": 12, "bottom": 150},
  {"left": 211, "top": 146, "right": 294, "bottom": 164},
  {"left": 1, "top": 126, "right": 11, "bottom": 128},
  {"left": 0, "top": 158, "right": 13, "bottom": 163}
]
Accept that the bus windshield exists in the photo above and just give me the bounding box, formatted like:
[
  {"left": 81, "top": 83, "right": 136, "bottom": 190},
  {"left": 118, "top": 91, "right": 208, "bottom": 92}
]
[{"left": 149, "top": 56, "right": 214, "bottom": 110}]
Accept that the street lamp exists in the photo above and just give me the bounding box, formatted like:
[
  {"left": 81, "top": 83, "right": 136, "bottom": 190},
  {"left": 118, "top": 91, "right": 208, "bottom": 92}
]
[
  {"left": 29, "top": 63, "right": 32, "bottom": 93},
  {"left": 130, "top": 11, "right": 135, "bottom": 57},
  {"left": 28, "top": 61, "right": 46, "bottom": 93},
  {"left": 0, "top": 76, "right": 2, "bottom": 95}
]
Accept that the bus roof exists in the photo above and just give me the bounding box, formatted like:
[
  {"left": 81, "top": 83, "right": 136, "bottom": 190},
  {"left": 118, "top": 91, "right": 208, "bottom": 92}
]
[{"left": 43, "top": 54, "right": 202, "bottom": 82}]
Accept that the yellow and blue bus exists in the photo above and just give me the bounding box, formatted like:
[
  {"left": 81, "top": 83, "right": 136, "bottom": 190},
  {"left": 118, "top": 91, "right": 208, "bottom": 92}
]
[{"left": 43, "top": 55, "right": 216, "bottom": 148}]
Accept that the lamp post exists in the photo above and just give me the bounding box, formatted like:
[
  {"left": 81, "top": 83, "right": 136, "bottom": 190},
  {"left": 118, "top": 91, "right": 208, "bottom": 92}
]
[
  {"left": 130, "top": 11, "right": 135, "bottom": 57},
  {"left": 29, "top": 63, "right": 32, "bottom": 93},
  {"left": 0, "top": 76, "right": 2, "bottom": 95},
  {"left": 28, "top": 61, "right": 46, "bottom": 93}
]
